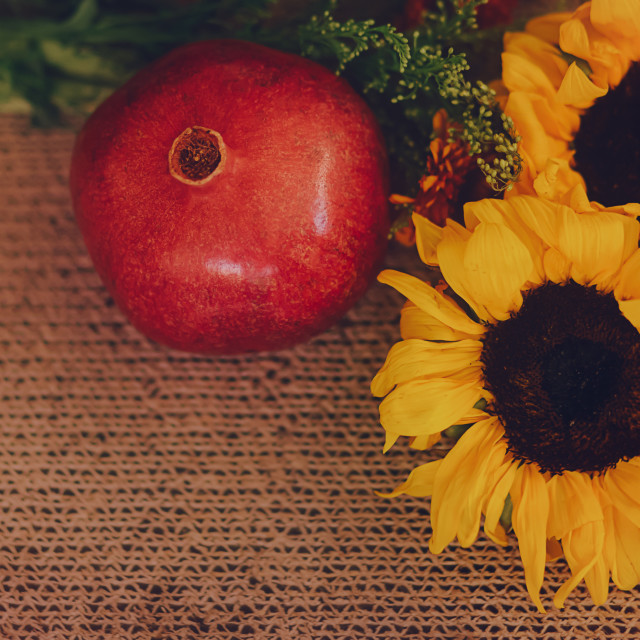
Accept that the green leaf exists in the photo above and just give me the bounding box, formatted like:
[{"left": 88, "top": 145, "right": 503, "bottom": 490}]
[
  {"left": 499, "top": 493, "right": 513, "bottom": 533},
  {"left": 63, "top": 0, "right": 99, "bottom": 32}
]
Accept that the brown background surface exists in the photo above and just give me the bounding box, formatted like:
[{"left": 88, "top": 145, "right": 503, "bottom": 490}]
[{"left": 1, "top": 114, "right": 638, "bottom": 639}]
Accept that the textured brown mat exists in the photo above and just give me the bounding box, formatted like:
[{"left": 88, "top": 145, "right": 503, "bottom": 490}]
[{"left": 1, "top": 114, "right": 639, "bottom": 639}]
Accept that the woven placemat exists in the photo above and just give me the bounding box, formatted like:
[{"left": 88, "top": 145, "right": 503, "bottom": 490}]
[{"left": 1, "top": 114, "right": 639, "bottom": 639}]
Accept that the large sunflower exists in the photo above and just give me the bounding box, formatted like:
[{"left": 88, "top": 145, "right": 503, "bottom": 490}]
[
  {"left": 498, "top": 0, "right": 640, "bottom": 209},
  {"left": 373, "top": 194, "right": 640, "bottom": 611}
]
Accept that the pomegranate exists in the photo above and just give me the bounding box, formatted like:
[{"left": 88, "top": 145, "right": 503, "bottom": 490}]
[{"left": 70, "top": 40, "right": 389, "bottom": 354}]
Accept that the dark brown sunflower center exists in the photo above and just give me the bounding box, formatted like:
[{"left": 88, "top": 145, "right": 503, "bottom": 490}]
[
  {"left": 480, "top": 281, "right": 640, "bottom": 474},
  {"left": 572, "top": 62, "right": 640, "bottom": 207}
]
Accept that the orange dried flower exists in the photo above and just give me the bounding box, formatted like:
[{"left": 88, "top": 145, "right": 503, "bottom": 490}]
[{"left": 390, "top": 110, "right": 474, "bottom": 244}]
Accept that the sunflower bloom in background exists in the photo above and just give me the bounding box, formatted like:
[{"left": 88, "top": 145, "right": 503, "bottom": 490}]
[
  {"left": 373, "top": 194, "right": 640, "bottom": 611},
  {"left": 499, "top": 0, "right": 640, "bottom": 208}
]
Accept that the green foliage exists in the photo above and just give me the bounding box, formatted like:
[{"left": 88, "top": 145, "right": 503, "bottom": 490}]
[
  {"left": 0, "top": 0, "right": 277, "bottom": 124},
  {"left": 0, "top": 0, "right": 522, "bottom": 193},
  {"left": 298, "top": 0, "right": 521, "bottom": 193},
  {"left": 299, "top": 10, "right": 410, "bottom": 75}
]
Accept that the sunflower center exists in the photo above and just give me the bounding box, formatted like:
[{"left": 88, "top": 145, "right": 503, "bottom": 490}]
[
  {"left": 480, "top": 281, "right": 640, "bottom": 474},
  {"left": 572, "top": 62, "right": 640, "bottom": 206}
]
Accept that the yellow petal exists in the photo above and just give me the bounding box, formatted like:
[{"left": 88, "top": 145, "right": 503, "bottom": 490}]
[
  {"left": 553, "top": 520, "right": 605, "bottom": 609},
  {"left": 559, "top": 7, "right": 631, "bottom": 88},
  {"left": 437, "top": 225, "right": 489, "bottom": 322},
  {"left": 614, "top": 249, "right": 640, "bottom": 300},
  {"left": 506, "top": 147, "right": 538, "bottom": 197},
  {"left": 546, "top": 472, "right": 604, "bottom": 541},
  {"left": 591, "top": 0, "right": 640, "bottom": 59},
  {"left": 502, "top": 51, "right": 563, "bottom": 99},
  {"left": 557, "top": 209, "right": 639, "bottom": 287},
  {"left": 383, "top": 431, "right": 400, "bottom": 453},
  {"left": 379, "top": 378, "right": 483, "bottom": 438},
  {"left": 510, "top": 195, "right": 564, "bottom": 248},
  {"left": 505, "top": 92, "right": 576, "bottom": 171},
  {"left": 456, "top": 405, "right": 491, "bottom": 424},
  {"left": 409, "top": 432, "right": 442, "bottom": 450},
  {"left": 601, "top": 461, "right": 640, "bottom": 529},
  {"left": 465, "top": 198, "right": 547, "bottom": 283},
  {"left": 399, "top": 302, "right": 485, "bottom": 342},
  {"left": 461, "top": 222, "right": 534, "bottom": 321},
  {"left": 583, "top": 546, "right": 610, "bottom": 606},
  {"left": 609, "top": 507, "right": 640, "bottom": 591},
  {"left": 556, "top": 62, "right": 608, "bottom": 109},
  {"left": 618, "top": 299, "right": 640, "bottom": 332},
  {"left": 378, "top": 270, "right": 483, "bottom": 335},
  {"left": 510, "top": 464, "right": 549, "bottom": 613},
  {"left": 559, "top": 13, "right": 592, "bottom": 62},
  {"left": 371, "top": 338, "right": 483, "bottom": 397},
  {"left": 546, "top": 537, "right": 564, "bottom": 562},
  {"left": 595, "top": 474, "right": 640, "bottom": 594},
  {"left": 413, "top": 212, "right": 443, "bottom": 266},
  {"left": 542, "top": 247, "right": 572, "bottom": 284},
  {"left": 483, "top": 458, "right": 519, "bottom": 547},
  {"left": 378, "top": 459, "right": 443, "bottom": 498},
  {"left": 525, "top": 12, "right": 574, "bottom": 45},
  {"left": 429, "top": 418, "right": 506, "bottom": 552},
  {"left": 532, "top": 158, "right": 589, "bottom": 209},
  {"left": 503, "top": 31, "right": 569, "bottom": 88}
]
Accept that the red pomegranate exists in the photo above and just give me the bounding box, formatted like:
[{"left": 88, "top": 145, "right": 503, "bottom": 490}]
[{"left": 70, "top": 40, "right": 389, "bottom": 354}]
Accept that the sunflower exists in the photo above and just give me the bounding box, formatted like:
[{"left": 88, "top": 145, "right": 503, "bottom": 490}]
[
  {"left": 498, "top": 0, "right": 640, "bottom": 209},
  {"left": 372, "top": 193, "right": 640, "bottom": 611}
]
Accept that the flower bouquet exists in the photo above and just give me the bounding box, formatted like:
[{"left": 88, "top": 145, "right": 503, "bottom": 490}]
[
  {"left": 374, "top": 0, "right": 640, "bottom": 612},
  {"left": 3, "top": 0, "right": 639, "bottom": 614}
]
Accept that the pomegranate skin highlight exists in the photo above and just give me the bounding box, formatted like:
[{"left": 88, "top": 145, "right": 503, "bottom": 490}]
[{"left": 70, "top": 40, "right": 390, "bottom": 354}]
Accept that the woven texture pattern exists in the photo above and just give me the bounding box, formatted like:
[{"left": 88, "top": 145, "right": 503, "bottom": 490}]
[{"left": 1, "top": 114, "right": 639, "bottom": 639}]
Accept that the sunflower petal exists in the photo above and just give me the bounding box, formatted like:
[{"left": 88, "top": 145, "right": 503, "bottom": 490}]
[
  {"left": 465, "top": 198, "right": 547, "bottom": 283},
  {"left": 546, "top": 538, "right": 564, "bottom": 562},
  {"left": 546, "top": 471, "right": 604, "bottom": 541},
  {"left": 610, "top": 507, "right": 640, "bottom": 591},
  {"left": 483, "top": 459, "right": 519, "bottom": 547},
  {"left": 591, "top": 0, "right": 640, "bottom": 59},
  {"left": 583, "top": 546, "right": 610, "bottom": 606},
  {"left": 510, "top": 464, "right": 549, "bottom": 613},
  {"left": 543, "top": 247, "right": 572, "bottom": 283},
  {"left": 413, "top": 213, "right": 443, "bottom": 266},
  {"left": 532, "top": 158, "right": 589, "bottom": 210},
  {"left": 601, "top": 461, "right": 640, "bottom": 529},
  {"left": 617, "top": 300, "right": 640, "bottom": 332},
  {"left": 556, "top": 61, "right": 608, "bottom": 109},
  {"left": 461, "top": 222, "right": 534, "bottom": 321},
  {"left": 614, "top": 250, "right": 640, "bottom": 300},
  {"left": 525, "top": 12, "right": 574, "bottom": 44},
  {"left": 378, "top": 459, "right": 443, "bottom": 499},
  {"left": 429, "top": 418, "right": 506, "bottom": 552},
  {"left": 399, "top": 302, "right": 484, "bottom": 342},
  {"left": 559, "top": 6, "right": 631, "bottom": 88},
  {"left": 437, "top": 225, "right": 488, "bottom": 321},
  {"left": 502, "top": 51, "right": 562, "bottom": 99},
  {"left": 371, "top": 338, "right": 483, "bottom": 397},
  {"left": 378, "top": 270, "right": 483, "bottom": 335},
  {"left": 556, "top": 209, "right": 639, "bottom": 287},
  {"left": 503, "top": 31, "right": 569, "bottom": 88},
  {"left": 379, "top": 378, "right": 483, "bottom": 438},
  {"left": 409, "top": 432, "right": 442, "bottom": 450},
  {"left": 383, "top": 431, "right": 400, "bottom": 453},
  {"left": 546, "top": 474, "right": 607, "bottom": 605},
  {"left": 554, "top": 520, "right": 605, "bottom": 609},
  {"left": 505, "top": 92, "right": 575, "bottom": 170}
]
